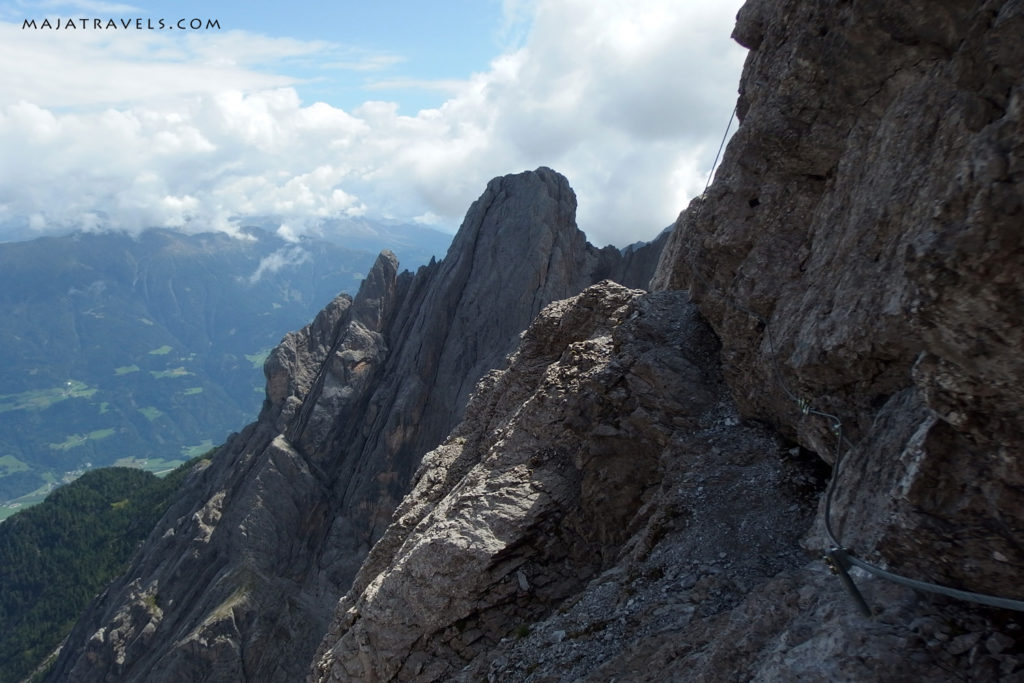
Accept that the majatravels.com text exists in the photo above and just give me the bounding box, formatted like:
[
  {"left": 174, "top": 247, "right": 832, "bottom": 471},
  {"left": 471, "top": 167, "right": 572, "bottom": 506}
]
[{"left": 23, "top": 18, "right": 221, "bottom": 30}]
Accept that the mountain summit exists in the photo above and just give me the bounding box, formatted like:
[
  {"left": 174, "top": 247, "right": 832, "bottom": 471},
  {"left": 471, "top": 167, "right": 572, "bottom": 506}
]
[{"left": 48, "top": 168, "right": 662, "bottom": 681}]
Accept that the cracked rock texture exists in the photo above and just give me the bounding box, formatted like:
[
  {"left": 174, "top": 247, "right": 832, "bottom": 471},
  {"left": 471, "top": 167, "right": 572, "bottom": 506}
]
[
  {"left": 311, "top": 283, "right": 821, "bottom": 681},
  {"left": 312, "top": 0, "right": 1024, "bottom": 680},
  {"left": 311, "top": 287, "right": 1020, "bottom": 683},
  {"left": 655, "top": 0, "right": 1024, "bottom": 601},
  {"left": 47, "top": 168, "right": 661, "bottom": 683}
]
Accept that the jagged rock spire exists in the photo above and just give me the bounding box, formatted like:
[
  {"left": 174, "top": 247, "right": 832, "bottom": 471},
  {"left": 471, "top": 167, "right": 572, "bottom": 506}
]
[{"left": 48, "top": 169, "right": 663, "bottom": 682}]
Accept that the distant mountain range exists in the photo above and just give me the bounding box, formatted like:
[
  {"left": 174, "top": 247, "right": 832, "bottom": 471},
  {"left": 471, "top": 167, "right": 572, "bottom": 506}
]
[{"left": 0, "top": 225, "right": 450, "bottom": 509}]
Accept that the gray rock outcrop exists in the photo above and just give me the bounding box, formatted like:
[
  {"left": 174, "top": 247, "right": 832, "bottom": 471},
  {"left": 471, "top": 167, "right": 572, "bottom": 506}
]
[
  {"left": 654, "top": 0, "right": 1024, "bottom": 597},
  {"left": 313, "top": 282, "right": 1018, "bottom": 682},
  {"left": 311, "top": 282, "right": 818, "bottom": 681},
  {"left": 48, "top": 0, "right": 1024, "bottom": 680},
  {"left": 47, "top": 168, "right": 662, "bottom": 682},
  {"left": 310, "top": 0, "right": 1024, "bottom": 680}
]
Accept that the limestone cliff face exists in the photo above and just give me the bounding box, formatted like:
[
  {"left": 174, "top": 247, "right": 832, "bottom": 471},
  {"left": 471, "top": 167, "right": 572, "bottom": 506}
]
[
  {"left": 47, "top": 168, "right": 659, "bottom": 683},
  {"left": 654, "top": 0, "right": 1023, "bottom": 596}
]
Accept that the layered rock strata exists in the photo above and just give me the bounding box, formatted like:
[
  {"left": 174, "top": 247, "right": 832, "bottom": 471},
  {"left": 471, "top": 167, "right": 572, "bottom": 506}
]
[{"left": 48, "top": 168, "right": 660, "bottom": 682}]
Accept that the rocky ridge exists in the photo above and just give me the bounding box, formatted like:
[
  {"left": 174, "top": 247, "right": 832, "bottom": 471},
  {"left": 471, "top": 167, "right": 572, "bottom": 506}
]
[
  {"left": 314, "top": 281, "right": 1020, "bottom": 682},
  {"left": 311, "top": 282, "right": 822, "bottom": 681},
  {"left": 47, "top": 168, "right": 661, "bottom": 682},
  {"left": 311, "top": 0, "right": 1024, "bottom": 680},
  {"left": 48, "top": 0, "right": 1024, "bottom": 680}
]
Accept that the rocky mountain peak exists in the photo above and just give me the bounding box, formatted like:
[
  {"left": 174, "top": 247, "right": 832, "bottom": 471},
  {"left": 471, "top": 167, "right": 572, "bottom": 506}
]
[
  {"left": 47, "top": 2, "right": 1024, "bottom": 680},
  {"left": 350, "top": 250, "right": 399, "bottom": 331},
  {"left": 48, "top": 168, "right": 663, "bottom": 682},
  {"left": 307, "top": 1, "right": 1024, "bottom": 680}
]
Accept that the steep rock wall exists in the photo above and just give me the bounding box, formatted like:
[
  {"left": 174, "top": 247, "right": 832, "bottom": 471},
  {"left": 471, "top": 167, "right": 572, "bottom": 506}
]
[{"left": 655, "top": 0, "right": 1023, "bottom": 597}]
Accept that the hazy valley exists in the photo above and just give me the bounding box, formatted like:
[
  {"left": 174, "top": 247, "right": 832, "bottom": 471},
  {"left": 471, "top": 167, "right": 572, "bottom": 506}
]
[{"left": 0, "top": 225, "right": 448, "bottom": 514}]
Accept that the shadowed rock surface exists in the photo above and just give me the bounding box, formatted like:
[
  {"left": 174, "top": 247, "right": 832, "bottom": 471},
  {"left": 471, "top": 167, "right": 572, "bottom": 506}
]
[
  {"left": 654, "top": 0, "right": 1024, "bottom": 597},
  {"left": 47, "top": 0, "right": 1024, "bottom": 680},
  {"left": 311, "top": 0, "right": 1024, "bottom": 680},
  {"left": 47, "top": 168, "right": 661, "bottom": 682}
]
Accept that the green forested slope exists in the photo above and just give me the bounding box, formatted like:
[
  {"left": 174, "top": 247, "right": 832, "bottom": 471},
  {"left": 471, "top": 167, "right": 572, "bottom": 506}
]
[{"left": 0, "top": 460, "right": 200, "bottom": 683}]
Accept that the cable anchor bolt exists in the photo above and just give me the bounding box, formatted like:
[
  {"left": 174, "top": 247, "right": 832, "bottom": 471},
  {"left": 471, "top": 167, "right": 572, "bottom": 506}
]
[{"left": 825, "top": 546, "right": 872, "bottom": 617}]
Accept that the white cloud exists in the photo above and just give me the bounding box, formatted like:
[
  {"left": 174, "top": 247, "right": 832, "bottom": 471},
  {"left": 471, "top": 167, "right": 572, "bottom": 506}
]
[
  {"left": 0, "top": 0, "right": 747, "bottom": 247},
  {"left": 322, "top": 54, "right": 405, "bottom": 72},
  {"left": 248, "top": 245, "right": 311, "bottom": 283}
]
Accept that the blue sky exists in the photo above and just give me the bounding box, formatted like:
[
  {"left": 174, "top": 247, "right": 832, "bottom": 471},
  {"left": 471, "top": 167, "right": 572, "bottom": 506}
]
[
  {"left": 0, "top": 0, "right": 747, "bottom": 246},
  {"left": 4, "top": 0, "right": 512, "bottom": 112},
  {"left": 135, "top": 0, "right": 515, "bottom": 113}
]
